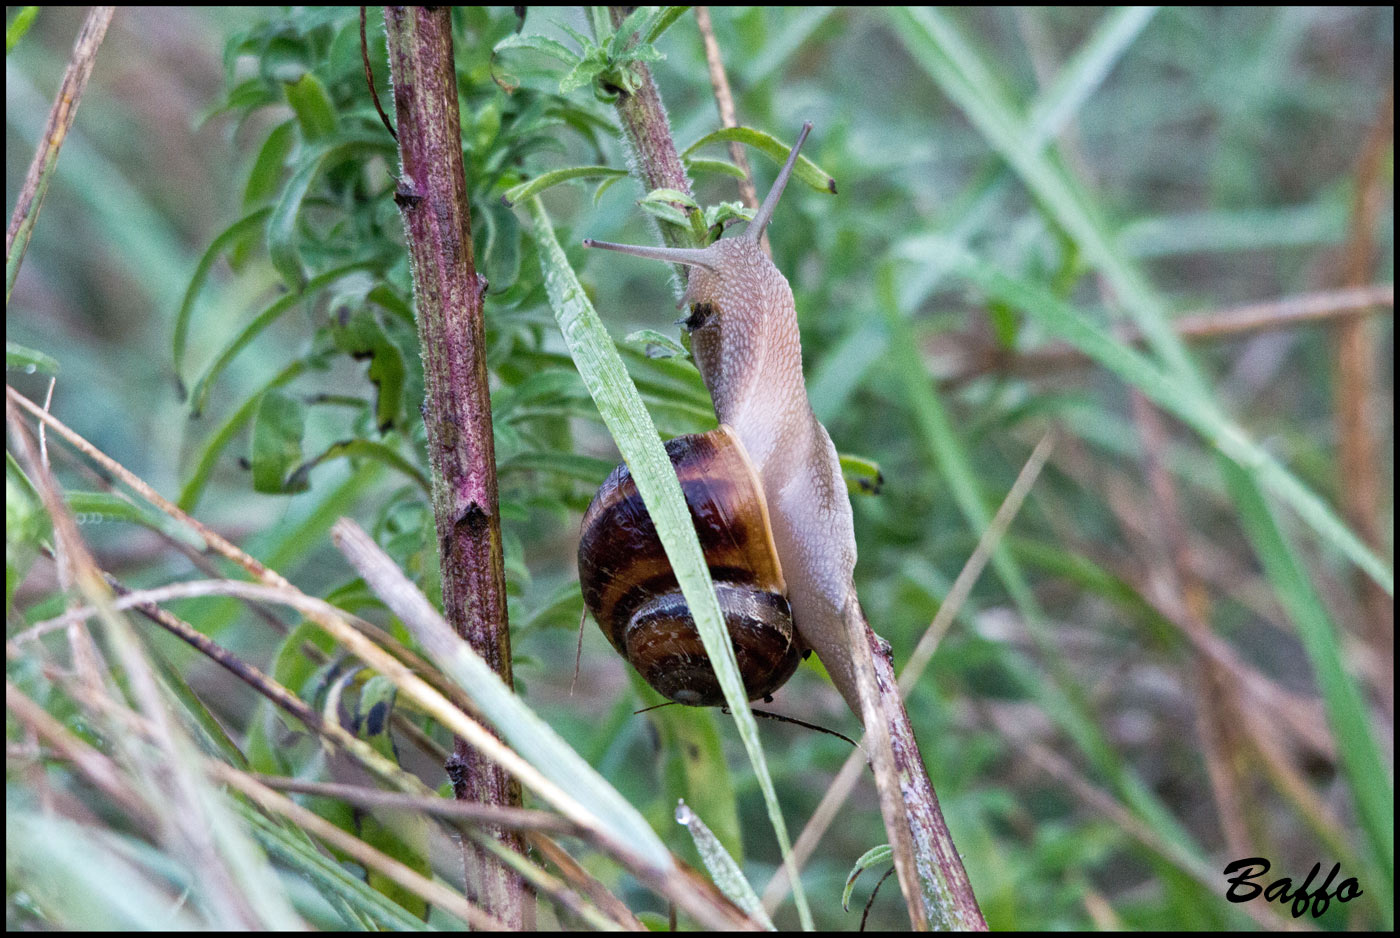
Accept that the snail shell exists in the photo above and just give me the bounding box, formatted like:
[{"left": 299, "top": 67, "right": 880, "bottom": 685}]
[{"left": 577, "top": 425, "right": 806, "bottom": 706}]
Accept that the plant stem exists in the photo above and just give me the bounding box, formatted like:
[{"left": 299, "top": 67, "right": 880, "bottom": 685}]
[
  {"left": 6, "top": 6, "right": 114, "bottom": 303},
  {"left": 382, "top": 7, "right": 525, "bottom": 927},
  {"left": 601, "top": 6, "right": 700, "bottom": 262}
]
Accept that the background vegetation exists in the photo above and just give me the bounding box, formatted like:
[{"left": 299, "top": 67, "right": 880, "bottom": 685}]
[{"left": 7, "top": 6, "right": 1393, "bottom": 930}]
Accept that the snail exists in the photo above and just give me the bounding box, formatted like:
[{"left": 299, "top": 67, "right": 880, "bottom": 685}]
[{"left": 579, "top": 122, "right": 872, "bottom": 717}]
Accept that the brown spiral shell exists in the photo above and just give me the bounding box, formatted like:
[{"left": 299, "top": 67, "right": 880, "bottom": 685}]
[{"left": 577, "top": 425, "right": 806, "bottom": 706}]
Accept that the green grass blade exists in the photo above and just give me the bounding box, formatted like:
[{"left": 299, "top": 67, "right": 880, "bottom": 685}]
[
  {"left": 1024, "top": 6, "right": 1158, "bottom": 148},
  {"left": 1221, "top": 458, "right": 1394, "bottom": 909},
  {"left": 676, "top": 801, "right": 775, "bottom": 930}
]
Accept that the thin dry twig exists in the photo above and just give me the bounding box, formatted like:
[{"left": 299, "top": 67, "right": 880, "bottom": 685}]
[
  {"left": 360, "top": 6, "right": 396, "bottom": 140},
  {"left": 526, "top": 830, "right": 647, "bottom": 931},
  {"left": 6, "top": 6, "right": 115, "bottom": 301},
  {"left": 694, "top": 7, "right": 766, "bottom": 253},
  {"left": 253, "top": 775, "right": 580, "bottom": 835},
  {"left": 1126, "top": 390, "right": 1250, "bottom": 857},
  {"left": 939, "top": 284, "right": 1395, "bottom": 387},
  {"left": 1333, "top": 84, "right": 1394, "bottom": 716}
]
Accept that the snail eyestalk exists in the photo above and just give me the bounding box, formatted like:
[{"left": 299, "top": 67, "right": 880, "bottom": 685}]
[
  {"left": 744, "top": 120, "right": 812, "bottom": 243},
  {"left": 581, "top": 239, "right": 718, "bottom": 270}
]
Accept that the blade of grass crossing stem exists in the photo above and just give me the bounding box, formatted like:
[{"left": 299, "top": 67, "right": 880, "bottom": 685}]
[
  {"left": 1222, "top": 458, "right": 1394, "bottom": 909},
  {"left": 892, "top": 6, "right": 1392, "bottom": 596},
  {"left": 529, "top": 196, "right": 814, "bottom": 929}
]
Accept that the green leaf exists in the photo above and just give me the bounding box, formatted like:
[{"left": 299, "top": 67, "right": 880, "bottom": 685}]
[
  {"left": 609, "top": 5, "right": 658, "bottom": 53},
  {"left": 7, "top": 452, "right": 49, "bottom": 612},
  {"left": 492, "top": 30, "right": 582, "bottom": 67},
  {"left": 179, "top": 359, "right": 306, "bottom": 511},
  {"left": 6, "top": 6, "right": 39, "bottom": 53},
  {"left": 637, "top": 198, "right": 692, "bottom": 229},
  {"left": 283, "top": 71, "right": 337, "bottom": 141},
  {"left": 703, "top": 201, "right": 754, "bottom": 235},
  {"left": 478, "top": 200, "right": 522, "bottom": 291},
  {"left": 173, "top": 208, "right": 272, "bottom": 393},
  {"left": 65, "top": 491, "right": 156, "bottom": 528},
  {"left": 682, "top": 126, "right": 837, "bottom": 194},
  {"left": 839, "top": 452, "right": 884, "bottom": 496},
  {"left": 643, "top": 6, "right": 692, "bottom": 45},
  {"left": 187, "top": 260, "right": 375, "bottom": 418},
  {"left": 330, "top": 307, "right": 406, "bottom": 432},
  {"left": 593, "top": 173, "right": 627, "bottom": 205},
  {"left": 558, "top": 49, "right": 608, "bottom": 95},
  {"left": 284, "top": 439, "right": 430, "bottom": 497},
  {"left": 242, "top": 121, "right": 297, "bottom": 210},
  {"left": 641, "top": 187, "right": 700, "bottom": 211},
  {"left": 266, "top": 136, "right": 392, "bottom": 289},
  {"left": 6, "top": 341, "right": 59, "bottom": 376},
  {"left": 250, "top": 389, "right": 307, "bottom": 494},
  {"left": 843, "top": 844, "right": 894, "bottom": 911},
  {"left": 683, "top": 157, "right": 749, "bottom": 181},
  {"left": 502, "top": 165, "right": 629, "bottom": 206}
]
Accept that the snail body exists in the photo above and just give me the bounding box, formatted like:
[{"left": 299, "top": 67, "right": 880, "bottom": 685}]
[{"left": 582, "top": 123, "right": 871, "bottom": 717}]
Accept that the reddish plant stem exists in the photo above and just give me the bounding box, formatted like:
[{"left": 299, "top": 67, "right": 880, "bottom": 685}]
[
  {"left": 868, "top": 626, "right": 987, "bottom": 928},
  {"left": 382, "top": 7, "right": 525, "bottom": 926},
  {"left": 1334, "top": 84, "right": 1393, "bottom": 716},
  {"left": 603, "top": 6, "right": 699, "bottom": 259}
]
